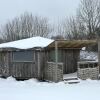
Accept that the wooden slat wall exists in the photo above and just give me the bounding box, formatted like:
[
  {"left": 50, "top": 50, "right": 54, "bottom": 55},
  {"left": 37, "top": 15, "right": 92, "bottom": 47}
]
[
  {"left": 10, "top": 62, "right": 37, "bottom": 79},
  {"left": 65, "top": 50, "right": 72, "bottom": 73},
  {"left": 0, "top": 50, "right": 45, "bottom": 79},
  {"left": 7, "top": 50, "right": 44, "bottom": 79},
  {"left": 98, "top": 41, "right": 100, "bottom": 72},
  {"left": 0, "top": 48, "right": 80, "bottom": 79},
  {"left": 35, "top": 51, "right": 45, "bottom": 79},
  {"left": 63, "top": 49, "right": 80, "bottom": 74},
  {"left": 0, "top": 52, "right": 10, "bottom": 77},
  {"left": 46, "top": 49, "right": 80, "bottom": 74}
]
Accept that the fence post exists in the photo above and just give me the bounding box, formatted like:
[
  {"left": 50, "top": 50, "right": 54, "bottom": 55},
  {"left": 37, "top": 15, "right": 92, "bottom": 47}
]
[{"left": 55, "top": 41, "right": 58, "bottom": 82}]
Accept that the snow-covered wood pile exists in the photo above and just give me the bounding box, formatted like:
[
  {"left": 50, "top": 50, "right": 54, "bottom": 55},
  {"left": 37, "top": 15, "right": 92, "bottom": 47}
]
[{"left": 80, "top": 51, "right": 98, "bottom": 61}]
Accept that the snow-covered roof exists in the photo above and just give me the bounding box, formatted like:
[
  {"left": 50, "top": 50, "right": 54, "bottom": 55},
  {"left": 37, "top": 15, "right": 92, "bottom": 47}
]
[{"left": 0, "top": 36, "right": 54, "bottom": 49}]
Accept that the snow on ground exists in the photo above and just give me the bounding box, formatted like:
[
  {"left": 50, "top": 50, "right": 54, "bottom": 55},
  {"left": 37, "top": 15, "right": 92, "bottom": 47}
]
[
  {"left": 0, "top": 76, "right": 100, "bottom": 100},
  {"left": 63, "top": 72, "right": 77, "bottom": 79}
]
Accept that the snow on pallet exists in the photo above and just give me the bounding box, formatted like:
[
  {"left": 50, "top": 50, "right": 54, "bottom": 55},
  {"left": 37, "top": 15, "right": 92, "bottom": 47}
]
[
  {"left": 63, "top": 72, "right": 80, "bottom": 84},
  {"left": 64, "top": 78, "right": 80, "bottom": 84}
]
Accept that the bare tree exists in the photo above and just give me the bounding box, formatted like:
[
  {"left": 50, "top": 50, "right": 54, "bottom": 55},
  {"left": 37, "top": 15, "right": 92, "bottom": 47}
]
[
  {"left": 67, "top": 17, "right": 80, "bottom": 40},
  {"left": 56, "top": 0, "right": 100, "bottom": 40},
  {"left": 1, "top": 12, "right": 52, "bottom": 42},
  {"left": 77, "top": 0, "right": 100, "bottom": 39},
  {"left": 56, "top": 17, "right": 86, "bottom": 40}
]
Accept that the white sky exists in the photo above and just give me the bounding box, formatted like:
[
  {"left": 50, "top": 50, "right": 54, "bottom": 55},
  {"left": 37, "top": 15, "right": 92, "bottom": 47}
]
[{"left": 0, "top": 0, "right": 80, "bottom": 24}]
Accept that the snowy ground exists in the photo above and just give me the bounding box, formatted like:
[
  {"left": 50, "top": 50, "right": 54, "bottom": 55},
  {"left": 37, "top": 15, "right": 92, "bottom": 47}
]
[
  {"left": 63, "top": 72, "right": 77, "bottom": 79},
  {"left": 0, "top": 76, "right": 100, "bottom": 100}
]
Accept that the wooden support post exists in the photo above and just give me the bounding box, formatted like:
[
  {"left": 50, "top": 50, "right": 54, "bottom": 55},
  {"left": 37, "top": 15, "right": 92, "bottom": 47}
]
[
  {"left": 55, "top": 41, "right": 58, "bottom": 82},
  {"left": 98, "top": 40, "right": 100, "bottom": 73},
  {"left": 37, "top": 50, "right": 40, "bottom": 79},
  {"left": 55, "top": 41, "right": 58, "bottom": 65}
]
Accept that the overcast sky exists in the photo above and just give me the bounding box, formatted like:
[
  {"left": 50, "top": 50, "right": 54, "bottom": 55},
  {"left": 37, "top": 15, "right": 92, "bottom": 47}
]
[{"left": 0, "top": 0, "right": 80, "bottom": 24}]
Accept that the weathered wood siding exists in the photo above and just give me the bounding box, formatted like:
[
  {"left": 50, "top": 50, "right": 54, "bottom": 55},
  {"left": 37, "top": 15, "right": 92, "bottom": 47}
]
[
  {"left": 10, "top": 50, "right": 44, "bottom": 79},
  {"left": 10, "top": 62, "right": 38, "bottom": 79},
  {"left": 35, "top": 51, "right": 45, "bottom": 79},
  {"left": 0, "top": 52, "right": 10, "bottom": 77},
  {"left": 0, "top": 48, "right": 80, "bottom": 80},
  {"left": 0, "top": 50, "right": 45, "bottom": 79},
  {"left": 61, "top": 49, "right": 80, "bottom": 74},
  {"left": 46, "top": 49, "right": 80, "bottom": 74},
  {"left": 98, "top": 40, "right": 100, "bottom": 72}
]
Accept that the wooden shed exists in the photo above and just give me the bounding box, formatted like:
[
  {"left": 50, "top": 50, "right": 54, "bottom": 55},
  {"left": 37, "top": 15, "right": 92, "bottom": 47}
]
[
  {"left": 0, "top": 37, "right": 97, "bottom": 81},
  {"left": 0, "top": 37, "right": 54, "bottom": 80}
]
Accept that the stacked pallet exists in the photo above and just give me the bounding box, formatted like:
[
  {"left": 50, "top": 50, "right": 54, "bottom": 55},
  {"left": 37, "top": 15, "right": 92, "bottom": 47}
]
[
  {"left": 44, "top": 62, "right": 63, "bottom": 82},
  {"left": 77, "top": 61, "right": 99, "bottom": 80}
]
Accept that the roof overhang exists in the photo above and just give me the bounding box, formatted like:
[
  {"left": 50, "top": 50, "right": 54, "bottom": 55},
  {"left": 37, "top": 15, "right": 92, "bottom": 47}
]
[{"left": 47, "top": 40, "right": 97, "bottom": 49}]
